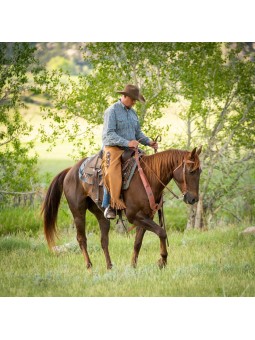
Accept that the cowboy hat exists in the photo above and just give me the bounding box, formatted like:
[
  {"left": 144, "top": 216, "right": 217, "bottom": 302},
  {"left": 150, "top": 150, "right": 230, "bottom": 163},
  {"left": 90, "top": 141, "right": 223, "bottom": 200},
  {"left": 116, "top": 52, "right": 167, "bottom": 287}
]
[{"left": 117, "top": 84, "right": 145, "bottom": 103}]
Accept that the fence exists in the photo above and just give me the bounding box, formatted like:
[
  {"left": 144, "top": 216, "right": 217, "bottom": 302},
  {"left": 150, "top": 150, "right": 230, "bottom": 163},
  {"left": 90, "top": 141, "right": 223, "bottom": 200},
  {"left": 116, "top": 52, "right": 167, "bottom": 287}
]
[{"left": 0, "top": 189, "right": 45, "bottom": 207}]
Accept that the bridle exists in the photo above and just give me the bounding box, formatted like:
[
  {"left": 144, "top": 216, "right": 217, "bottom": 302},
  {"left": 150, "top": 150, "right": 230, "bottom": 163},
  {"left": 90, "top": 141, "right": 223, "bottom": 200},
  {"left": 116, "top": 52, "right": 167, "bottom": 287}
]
[
  {"left": 135, "top": 135, "right": 202, "bottom": 201},
  {"left": 139, "top": 157, "right": 193, "bottom": 200},
  {"left": 172, "top": 159, "right": 197, "bottom": 197},
  {"left": 140, "top": 156, "right": 200, "bottom": 200}
]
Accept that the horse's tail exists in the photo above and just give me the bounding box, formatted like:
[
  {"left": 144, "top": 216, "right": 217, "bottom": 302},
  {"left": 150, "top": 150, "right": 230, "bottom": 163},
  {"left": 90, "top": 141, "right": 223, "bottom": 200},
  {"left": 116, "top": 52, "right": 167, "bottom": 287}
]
[{"left": 41, "top": 168, "right": 71, "bottom": 249}]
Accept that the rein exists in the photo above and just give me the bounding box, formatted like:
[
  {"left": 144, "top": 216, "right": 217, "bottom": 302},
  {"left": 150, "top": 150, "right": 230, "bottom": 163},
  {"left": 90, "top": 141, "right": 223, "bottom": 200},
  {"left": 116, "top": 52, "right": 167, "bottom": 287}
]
[
  {"left": 140, "top": 158, "right": 180, "bottom": 200},
  {"left": 134, "top": 148, "right": 195, "bottom": 208},
  {"left": 133, "top": 147, "right": 169, "bottom": 246},
  {"left": 134, "top": 148, "right": 162, "bottom": 213},
  {"left": 136, "top": 136, "right": 180, "bottom": 200}
]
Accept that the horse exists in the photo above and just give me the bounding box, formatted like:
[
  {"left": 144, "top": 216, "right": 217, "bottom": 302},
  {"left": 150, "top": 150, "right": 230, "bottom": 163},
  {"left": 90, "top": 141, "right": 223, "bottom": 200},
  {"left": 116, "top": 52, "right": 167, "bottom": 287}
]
[{"left": 41, "top": 146, "right": 202, "bottom": 270}]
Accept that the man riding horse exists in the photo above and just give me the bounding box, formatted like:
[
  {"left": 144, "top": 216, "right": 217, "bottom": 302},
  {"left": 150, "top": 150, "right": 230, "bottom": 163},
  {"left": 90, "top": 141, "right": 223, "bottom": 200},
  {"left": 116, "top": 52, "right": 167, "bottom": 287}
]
[{"left": 102, "top": 84, "right": 158, "bottom": 219}]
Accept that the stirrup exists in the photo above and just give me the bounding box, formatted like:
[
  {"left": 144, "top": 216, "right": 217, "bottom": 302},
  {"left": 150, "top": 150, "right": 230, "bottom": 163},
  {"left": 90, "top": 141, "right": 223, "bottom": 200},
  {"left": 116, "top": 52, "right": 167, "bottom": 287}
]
[{"left": 104, "top": 205, "right": 116, "bottom": 219}]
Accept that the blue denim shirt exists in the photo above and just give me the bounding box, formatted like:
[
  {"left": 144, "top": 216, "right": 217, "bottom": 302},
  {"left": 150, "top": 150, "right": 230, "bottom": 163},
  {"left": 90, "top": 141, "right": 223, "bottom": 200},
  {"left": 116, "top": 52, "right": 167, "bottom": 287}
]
[{"left": 102, "top": 100, "right": 150, "bottom": 148}]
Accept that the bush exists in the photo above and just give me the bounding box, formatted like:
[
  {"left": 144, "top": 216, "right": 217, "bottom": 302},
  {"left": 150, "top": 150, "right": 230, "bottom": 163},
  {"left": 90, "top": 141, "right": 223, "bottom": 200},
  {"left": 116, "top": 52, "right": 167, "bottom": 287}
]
[
  {"left": 163, "top": 200, "right": 188, "bottom": 232},
  {"left": 0, "top": 206, "right": 41, "bottom": 236},
  {"left": 0, "top": 199, "right": 102, "bottom": 237}
]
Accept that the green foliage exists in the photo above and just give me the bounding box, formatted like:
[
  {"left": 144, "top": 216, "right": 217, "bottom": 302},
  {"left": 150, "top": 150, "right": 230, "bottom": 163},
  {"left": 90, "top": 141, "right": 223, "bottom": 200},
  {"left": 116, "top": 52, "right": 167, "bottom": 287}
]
[
  {"left": 2, "top": 42, "right": 252, "bottom": 229},
  {"left": 0, "top": 43, "right": 41, "bottom": 199},
  {"left": 37, "top": 42, "right": 255, "bottom": 226},
  {"left": 40, "top": 42, "right": 179, "bottom": 157},
  {"left": 33, "top": 42, "right": 90, "bottom": 75},
  {"left": 163, "top": 43, "right": 255, "bottom": 226},
  {"left": 0, "top": 43, "right": 66, "bottom": 203},
  {"left": 46, "top": 56, "right": 77, "bottom": 74}
]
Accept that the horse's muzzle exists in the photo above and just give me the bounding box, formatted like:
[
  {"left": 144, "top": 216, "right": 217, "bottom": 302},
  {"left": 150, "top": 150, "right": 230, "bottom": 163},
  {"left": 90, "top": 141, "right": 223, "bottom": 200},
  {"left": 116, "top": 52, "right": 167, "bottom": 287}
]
[{"left": 183, "top": 193, "right": 199, "bottom": 205}]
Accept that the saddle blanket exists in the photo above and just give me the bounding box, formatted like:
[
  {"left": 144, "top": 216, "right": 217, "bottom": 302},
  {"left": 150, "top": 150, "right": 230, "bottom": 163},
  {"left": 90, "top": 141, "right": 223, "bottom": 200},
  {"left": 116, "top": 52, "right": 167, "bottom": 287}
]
[{"left": 78, "top": 155, "right": 137, "bottom": 190}]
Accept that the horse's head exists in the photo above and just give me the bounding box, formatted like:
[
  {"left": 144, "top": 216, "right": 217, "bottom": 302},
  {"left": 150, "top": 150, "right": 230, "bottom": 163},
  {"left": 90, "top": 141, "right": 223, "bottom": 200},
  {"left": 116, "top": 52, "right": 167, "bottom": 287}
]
[{"left": 173, "top": 146, "right": 202, "bottom": 205}]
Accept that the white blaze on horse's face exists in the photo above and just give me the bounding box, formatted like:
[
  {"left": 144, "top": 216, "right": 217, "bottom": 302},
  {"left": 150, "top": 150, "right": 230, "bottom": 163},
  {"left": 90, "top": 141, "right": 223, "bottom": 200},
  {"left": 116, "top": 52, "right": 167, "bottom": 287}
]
[{"left": 173, "top": 146, "right": 202, "bottom": 205}]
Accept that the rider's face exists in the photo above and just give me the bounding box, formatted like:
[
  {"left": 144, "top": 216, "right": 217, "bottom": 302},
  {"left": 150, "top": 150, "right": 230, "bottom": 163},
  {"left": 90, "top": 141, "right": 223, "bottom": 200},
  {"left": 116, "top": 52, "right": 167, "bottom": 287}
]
[{"left": 122, "top": 95, "right": 136, "bottom": 108}]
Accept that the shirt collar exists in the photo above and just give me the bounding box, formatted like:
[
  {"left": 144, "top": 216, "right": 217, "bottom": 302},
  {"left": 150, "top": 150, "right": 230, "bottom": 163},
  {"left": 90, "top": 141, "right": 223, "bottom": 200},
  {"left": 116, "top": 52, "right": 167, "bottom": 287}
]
[{"left": 119, "top": 99, "right": 130, "bottom": 111}]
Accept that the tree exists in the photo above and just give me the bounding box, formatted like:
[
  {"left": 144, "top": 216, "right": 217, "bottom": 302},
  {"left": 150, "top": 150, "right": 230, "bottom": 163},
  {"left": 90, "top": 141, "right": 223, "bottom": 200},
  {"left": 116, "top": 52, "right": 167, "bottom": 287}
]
[
  {"left": 40, "top": 42, "right": 255, "bottom": 227},
  {"left": 40, "top": 43, "right": 179, "bottom": 157},
  {"left": 172, "top": 43, "right": 255, "bottom": 228},
  {"left": 0, "top": 42, "right": 61, "bottom": 204}
]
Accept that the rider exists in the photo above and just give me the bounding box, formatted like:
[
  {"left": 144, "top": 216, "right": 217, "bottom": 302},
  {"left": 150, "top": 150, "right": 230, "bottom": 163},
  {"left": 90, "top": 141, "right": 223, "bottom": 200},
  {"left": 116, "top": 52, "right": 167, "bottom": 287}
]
[{"left": 102, "top": 84, "right": 158, "bottom": 219}]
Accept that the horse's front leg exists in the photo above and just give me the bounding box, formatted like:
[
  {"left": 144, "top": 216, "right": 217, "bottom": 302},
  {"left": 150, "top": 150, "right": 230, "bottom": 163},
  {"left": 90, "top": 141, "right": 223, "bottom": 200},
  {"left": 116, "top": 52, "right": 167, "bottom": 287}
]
[
  {"left": 158, "top": 235, "right": 168, "bottom": 269},
  {"left": 131, "top": 226, "right": 146, "bottom": 268},
  {"left": 131, "top": 213, "right": 168, "bottom": 269}
]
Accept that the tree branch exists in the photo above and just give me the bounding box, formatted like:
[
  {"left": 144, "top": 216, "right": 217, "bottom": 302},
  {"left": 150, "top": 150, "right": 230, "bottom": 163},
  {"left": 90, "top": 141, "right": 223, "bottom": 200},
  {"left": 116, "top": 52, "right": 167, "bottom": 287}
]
[{"left": 0, "top": 135, "right": 16, "bottom": 147}]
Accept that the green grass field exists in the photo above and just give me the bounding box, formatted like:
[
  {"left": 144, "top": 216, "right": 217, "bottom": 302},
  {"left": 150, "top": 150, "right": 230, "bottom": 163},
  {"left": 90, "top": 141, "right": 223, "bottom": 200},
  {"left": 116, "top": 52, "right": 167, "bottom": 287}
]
[
  {"left": 1, "top": 153, "right": 254, "bottom": 297},
  {"left": 0, "top": 222, "right": 254, "bottom": 297}
]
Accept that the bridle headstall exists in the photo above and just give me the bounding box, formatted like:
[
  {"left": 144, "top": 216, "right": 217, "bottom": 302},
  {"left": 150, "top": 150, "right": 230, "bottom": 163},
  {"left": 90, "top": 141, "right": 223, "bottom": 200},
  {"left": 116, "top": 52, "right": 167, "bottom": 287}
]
[
  {"left": 137, "top": 151, "right": 198, "bottom": 204},
  {"left": 172, "top": 159, "right": 197, "bottom": 197}
]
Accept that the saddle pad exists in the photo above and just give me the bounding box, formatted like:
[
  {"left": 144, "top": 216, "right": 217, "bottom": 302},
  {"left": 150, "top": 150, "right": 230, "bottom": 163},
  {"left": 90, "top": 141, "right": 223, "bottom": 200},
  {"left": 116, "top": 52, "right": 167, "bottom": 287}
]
[
  {"left": 79, "top": 157, "right": 137, "bottom": 190},
  {"left": 78, "top": 156, "right": 101, "bottom": 185}
]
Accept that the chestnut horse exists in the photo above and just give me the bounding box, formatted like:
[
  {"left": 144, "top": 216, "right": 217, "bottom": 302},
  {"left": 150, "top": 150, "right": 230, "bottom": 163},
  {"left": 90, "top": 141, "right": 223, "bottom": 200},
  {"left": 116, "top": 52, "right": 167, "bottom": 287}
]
[{"left": 42, "top": 146, "right": 202, "bottom": 269}]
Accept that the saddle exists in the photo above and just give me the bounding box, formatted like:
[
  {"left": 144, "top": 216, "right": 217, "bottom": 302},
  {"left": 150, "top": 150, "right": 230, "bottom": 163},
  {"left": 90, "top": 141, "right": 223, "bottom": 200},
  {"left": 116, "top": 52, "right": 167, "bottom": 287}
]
[
  {"left": 78, "top": 149, "right": 138, "bottom": 205},
  {"left": 79, "top": 150, "right": 104, "bottom": 186}
]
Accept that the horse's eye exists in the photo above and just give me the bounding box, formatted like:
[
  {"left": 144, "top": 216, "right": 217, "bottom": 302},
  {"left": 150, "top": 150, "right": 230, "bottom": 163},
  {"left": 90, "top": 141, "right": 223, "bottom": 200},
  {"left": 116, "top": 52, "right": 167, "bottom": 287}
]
[{"left": 189, "top": 167, "right": 201, "bottom": 174}]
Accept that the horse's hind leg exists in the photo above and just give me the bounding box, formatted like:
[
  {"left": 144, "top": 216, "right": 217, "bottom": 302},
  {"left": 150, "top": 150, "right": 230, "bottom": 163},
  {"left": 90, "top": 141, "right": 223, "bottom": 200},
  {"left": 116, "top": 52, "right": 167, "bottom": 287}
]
[
  {"left": 99, "top": 217, "right": 112, "bottom": 269},
  {"left": 75, "top": 211, "right": 93, "bottom": 269},
  {"left": 131, "top": 226, "right": 146, "bottom": 268},
  {"left": 66, "top": 197, "right": 92, "bottom": 269},
  {"left": 88, "top": 200, "right": 112, "bottom": 270}
]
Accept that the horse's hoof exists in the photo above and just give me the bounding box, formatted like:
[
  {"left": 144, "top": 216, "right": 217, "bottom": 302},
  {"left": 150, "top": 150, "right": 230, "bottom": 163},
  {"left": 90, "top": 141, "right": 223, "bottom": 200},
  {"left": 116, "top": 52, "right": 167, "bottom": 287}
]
[
  {"left": 131, "top": 258, "right": 137, "bottom": 268},
  {"left": 107, "top": 264, "right": 113, "bottom": 270},
  {"left": 157, "top": 258, "right": 167, "bottom": 269},
  {"left": 86, "top": 263, "right": 93, "bottom": 270}
]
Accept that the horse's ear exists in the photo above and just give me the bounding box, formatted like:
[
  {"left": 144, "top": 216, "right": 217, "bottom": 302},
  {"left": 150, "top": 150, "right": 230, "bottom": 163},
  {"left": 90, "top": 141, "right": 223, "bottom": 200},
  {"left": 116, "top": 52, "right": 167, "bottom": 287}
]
[
  {"left": 190, "top": 147, "right": 197, "bottom": 160},
  {"left": 196, "top": 145, "right": 202, "bottom": 155}
]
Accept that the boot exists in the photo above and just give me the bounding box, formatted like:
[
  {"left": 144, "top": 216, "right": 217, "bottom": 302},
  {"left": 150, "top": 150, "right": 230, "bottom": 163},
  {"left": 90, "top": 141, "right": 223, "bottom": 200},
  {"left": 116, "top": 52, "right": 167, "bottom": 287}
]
[{"left": 104, "top": 205, "right": 116, "bottom": 219}]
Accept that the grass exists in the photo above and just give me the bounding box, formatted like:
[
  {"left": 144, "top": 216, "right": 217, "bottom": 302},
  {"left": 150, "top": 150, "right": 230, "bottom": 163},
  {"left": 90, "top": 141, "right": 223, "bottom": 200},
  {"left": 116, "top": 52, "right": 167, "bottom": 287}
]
[
  {"left": 1, "top": 153, "right": 254, "bottom": 297},
  {"left": 0, "top": 206, "right": 41, "bottom": 236},
  {"left": 38, "top": 158, "right": 75, "bottom": 181},
  {"left": 0, "top": 225, "right": 254, "bottom": 297}
]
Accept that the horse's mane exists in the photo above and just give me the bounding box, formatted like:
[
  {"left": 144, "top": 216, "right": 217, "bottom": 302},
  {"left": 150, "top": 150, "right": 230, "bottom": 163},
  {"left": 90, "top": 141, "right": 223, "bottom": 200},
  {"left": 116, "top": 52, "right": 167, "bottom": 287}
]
[{"left": 140, "top": 149, "right": 199, "bottom": 185}]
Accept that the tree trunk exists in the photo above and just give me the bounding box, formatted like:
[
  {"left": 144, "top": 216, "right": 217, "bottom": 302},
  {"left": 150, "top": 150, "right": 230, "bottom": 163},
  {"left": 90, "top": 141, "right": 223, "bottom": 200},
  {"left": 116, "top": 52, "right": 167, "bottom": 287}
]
[
  {"left": 194, "top": 195, "right": 204, "bottom": 229},
  {"left": 186, "top": 204, "right": 196, "bottom": 229},
  {"left": 186, "top": 195, "right": 205, "bottom": 229}
]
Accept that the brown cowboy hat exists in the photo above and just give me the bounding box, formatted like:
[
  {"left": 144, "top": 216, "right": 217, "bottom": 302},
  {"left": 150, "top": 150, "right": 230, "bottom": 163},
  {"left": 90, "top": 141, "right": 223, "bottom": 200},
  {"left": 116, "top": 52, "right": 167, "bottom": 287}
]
[{"left": 117, "top": 84, "right": 145, "bottom": 103}]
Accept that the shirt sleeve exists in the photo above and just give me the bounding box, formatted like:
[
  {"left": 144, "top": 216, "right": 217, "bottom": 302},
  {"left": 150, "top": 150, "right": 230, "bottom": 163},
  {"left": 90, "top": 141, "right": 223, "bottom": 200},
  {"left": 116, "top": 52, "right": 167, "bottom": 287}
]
[
  {"left": 135, "top": 118, "right": 151, "bottom": 146},
  {"left": 102, "top": 107, "right": 130, "bottom": 147}
]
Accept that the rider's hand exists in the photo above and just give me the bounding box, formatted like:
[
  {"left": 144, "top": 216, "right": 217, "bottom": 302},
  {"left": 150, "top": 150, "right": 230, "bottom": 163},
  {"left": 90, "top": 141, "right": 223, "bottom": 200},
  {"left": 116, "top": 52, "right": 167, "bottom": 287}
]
[
  {"left": 149, "top": 141, "right": 158, "bottom": 151},
  {"left": 128, "top": 140, "right": 139, "bottom": 148}
]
